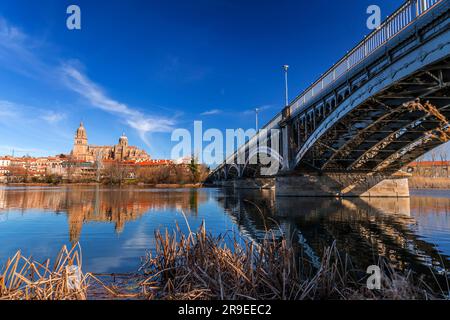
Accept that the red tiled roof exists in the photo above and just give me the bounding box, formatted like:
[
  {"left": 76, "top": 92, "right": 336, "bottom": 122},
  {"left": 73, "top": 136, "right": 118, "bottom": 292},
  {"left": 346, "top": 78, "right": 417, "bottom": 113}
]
[
  {"left": 122, "top": 160, "right": 137, "bottom": 164},
  {"left": 138, "top": 160, "right": 173, "bottom": 166}
]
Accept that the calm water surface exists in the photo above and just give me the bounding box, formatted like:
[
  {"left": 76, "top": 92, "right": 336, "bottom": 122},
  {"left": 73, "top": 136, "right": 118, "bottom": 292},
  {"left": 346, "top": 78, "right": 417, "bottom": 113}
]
[{"left": 0, "top": 186, "right": 449, "bottom": 280}]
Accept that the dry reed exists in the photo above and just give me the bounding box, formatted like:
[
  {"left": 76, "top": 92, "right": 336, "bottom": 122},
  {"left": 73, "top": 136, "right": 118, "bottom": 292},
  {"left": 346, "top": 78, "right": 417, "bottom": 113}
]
[
  {"left": 0, "top": 227, "right": 444, "bottom": 300},
  {"left": 0, "top": 244, "right": 89, "bottom": 300},
  {"left": 409, "top": 176, "right": 450, "bottom": 189},
  {"left": 139, "top": 224, "right": 440, "bottom": 300}
]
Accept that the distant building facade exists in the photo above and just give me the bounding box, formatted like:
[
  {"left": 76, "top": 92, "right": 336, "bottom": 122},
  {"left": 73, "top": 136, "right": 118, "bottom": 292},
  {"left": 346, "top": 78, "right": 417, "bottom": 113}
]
[
  {"left": 71, "top": 123, "right": 150, "bottom": 162},
  {"left": 407, "top": 161, "right": 450, "bottom": 177},
  {"left": 0, "top": 157, "right": 11, "bottom": 178}
]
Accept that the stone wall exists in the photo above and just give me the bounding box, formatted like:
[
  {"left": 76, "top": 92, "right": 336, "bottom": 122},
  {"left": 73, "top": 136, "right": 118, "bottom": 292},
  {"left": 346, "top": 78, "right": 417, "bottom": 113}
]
[{"left": 275, "top": 173, "right": 410, "bottom": 197}]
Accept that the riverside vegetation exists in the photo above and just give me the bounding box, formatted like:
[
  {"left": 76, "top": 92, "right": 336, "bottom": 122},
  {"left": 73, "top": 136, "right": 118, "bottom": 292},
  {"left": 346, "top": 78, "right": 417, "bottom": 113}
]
[
  {"left": 3, "top": 159, "right": 210, "bottom": 186},
  {"left": 1, "top": 223, "right": 446, "bottom": 300}
]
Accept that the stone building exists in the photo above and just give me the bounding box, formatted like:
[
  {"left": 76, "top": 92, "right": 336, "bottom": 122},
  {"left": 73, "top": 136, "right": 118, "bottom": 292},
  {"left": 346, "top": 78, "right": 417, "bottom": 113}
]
[{"left": 71, "top": 123, "right": 150, "bottom": 162}]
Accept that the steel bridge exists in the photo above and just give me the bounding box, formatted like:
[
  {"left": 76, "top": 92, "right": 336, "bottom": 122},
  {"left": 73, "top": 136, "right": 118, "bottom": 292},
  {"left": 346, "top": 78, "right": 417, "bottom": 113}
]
[{"left": 210, "top": 0, "right": 450, "bottom": 197}]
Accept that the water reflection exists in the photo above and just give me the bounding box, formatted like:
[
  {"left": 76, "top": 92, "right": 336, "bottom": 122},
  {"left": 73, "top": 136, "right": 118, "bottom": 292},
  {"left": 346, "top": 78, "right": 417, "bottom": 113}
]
[
  {"left": 219, "top": 189, "right": 450, "bottom": 280},
  {"left": 0, "top": 186, "right": 449, "bottom": 283},
  {"left": 0, "top": 186, "right": 207, "bottom": 243}
]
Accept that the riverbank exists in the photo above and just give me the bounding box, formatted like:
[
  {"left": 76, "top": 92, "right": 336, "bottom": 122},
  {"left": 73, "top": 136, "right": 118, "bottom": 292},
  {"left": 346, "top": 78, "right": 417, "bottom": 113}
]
[
  {"left": 409, "top": 177, "right": 450, "bottom": 190},
  {"left": 0, "top": 182, "right": 205, "bottom": 188},
  {"left": 4, "top": 177, "right": 450, "bottom": 191},
  {"left": 0, "top": 226, "right": 445, "bottom": 300}
]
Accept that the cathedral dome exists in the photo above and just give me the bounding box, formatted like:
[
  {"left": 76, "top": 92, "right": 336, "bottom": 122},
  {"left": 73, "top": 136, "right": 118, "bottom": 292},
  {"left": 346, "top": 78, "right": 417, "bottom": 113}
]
[
  {"left": 76, "top": 122, "right": 87, "bottom": 139},
  {"left": 119, "top": 133, "right": 128, "bottom": 145}
]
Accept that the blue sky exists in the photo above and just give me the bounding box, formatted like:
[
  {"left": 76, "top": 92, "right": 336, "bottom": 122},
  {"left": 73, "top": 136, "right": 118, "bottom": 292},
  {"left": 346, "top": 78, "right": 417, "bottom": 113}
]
[{"left": 0, "top": 0, "right": 414, "bottom": 159}]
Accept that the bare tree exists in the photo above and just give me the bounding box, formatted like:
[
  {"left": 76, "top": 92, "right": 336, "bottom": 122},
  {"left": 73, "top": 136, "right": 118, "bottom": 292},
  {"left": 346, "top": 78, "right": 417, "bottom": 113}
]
[
  {"left": 439, "top": 149, "right": 449, "bottom": 178},
  {"left": 431, "top": 150, "right": 437, "bottom": 177},
  {"left": 102, "top": 162, "right": 129, "bottom": 185}
]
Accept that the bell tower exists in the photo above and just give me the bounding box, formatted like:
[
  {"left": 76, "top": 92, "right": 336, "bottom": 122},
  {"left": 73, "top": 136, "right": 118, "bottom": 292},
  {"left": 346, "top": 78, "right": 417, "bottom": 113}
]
[
  {"left": 72, "top": 122, "right": 89, "bottom": 160},
  {"left": 117, "top": 132, "right": 129, "bottom": 161}
]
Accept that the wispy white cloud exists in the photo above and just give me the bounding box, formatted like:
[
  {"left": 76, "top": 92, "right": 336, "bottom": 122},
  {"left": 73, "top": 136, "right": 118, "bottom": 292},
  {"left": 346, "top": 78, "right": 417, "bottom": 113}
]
[
  {"left": 0, "top": 100, "right": 72, "bottom": 156},
  {"left": 199, "top": 105, "right": 273, "bottom": 118},
  {"left": 0, "top": 17, "right": 177, "bottom": 147},
  {"left": 242, "top": 105, "right": 273, "bottom": 115},
  {"left": 40, "top": 111, "right": 66, "bottom": 124},
  {"left": 0, "top": 17, "right": 48, "bottom": 78},
  {"left": 0, "top": 17, "right": 23, "bottom": 40},
  {"left": 0, "top": 145, "right": 55, "bottom": 156},
  {"left": 0, "top": 100, "right": 66, "bottom": 125},
  {"left": 200, "top": 109, "right": 222, "bottom": 116},
  {"left": 60, "top": 63, "right": 175, "bottom": 145},
  {"left": 0, "top": 100, "right": 19, "bottom": 119}
]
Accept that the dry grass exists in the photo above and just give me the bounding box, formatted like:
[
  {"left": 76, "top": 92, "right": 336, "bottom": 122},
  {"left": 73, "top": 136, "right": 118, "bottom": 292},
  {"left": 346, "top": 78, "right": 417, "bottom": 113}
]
[
  {"left": 0, "top": 244, "right": 136, "bottom": 300},
  {"left": 409, "top": 176, "right": 450, "bottom": 189},
  {"left": 0, "top": 244, "right": 89, "bottom": 300},
  {"left": 138, "top": 224, "right": 440, "bottom": 300},
  {"left": 0, "top": 226, "right": 444, "bottom": 300}
]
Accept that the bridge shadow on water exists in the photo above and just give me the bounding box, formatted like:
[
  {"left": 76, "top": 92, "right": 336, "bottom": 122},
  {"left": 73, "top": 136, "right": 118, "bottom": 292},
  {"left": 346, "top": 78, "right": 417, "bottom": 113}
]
[{"left": 216, "top": 188, "right": 450, "bottom": 290}]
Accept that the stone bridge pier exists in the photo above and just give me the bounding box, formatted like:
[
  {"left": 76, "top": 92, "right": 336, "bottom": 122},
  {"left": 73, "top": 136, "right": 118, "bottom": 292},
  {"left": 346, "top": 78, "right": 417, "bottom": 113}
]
[
  {"left": 272, "top": 103, "right": 412, "bottom": 197},
  {"left": 233, "top": 178, "right": 275, "bottom": 190},
  {"left": 275, "top": 172, "right": 411, "bottom": 198},
  {"left": 214, "top": 173, "right": 410, "bottom": 197}
]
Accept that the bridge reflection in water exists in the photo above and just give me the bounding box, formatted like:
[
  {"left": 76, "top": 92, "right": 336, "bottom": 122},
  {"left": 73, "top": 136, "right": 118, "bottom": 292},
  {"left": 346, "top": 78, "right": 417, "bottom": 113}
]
[
  {"left": 217, "top": 188, "right": 450, "bottom": 284},
  {"left": 0, "top": 186, "right": 449, "bottom": 284}
]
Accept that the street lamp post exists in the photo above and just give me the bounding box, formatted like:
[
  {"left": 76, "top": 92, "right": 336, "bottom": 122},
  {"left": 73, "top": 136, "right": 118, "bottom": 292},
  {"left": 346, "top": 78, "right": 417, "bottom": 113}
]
[
  {"left": 281, "top": 65, "right": 290, "bottom": 171},
  {"left": 283, "top": 65, "right": 289, "bottom": 107},
  {"left": 255, "top": 107, "right": 260, "bottom": 132}
]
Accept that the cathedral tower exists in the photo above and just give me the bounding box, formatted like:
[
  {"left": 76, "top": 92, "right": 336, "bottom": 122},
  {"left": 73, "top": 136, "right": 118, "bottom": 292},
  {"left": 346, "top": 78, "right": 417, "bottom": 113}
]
[
  {"left": 72, "top": 122, "right": 89, "bottom": 161},
  {"left": 116, "top": 133, "right": 129, "bottom": 161}
]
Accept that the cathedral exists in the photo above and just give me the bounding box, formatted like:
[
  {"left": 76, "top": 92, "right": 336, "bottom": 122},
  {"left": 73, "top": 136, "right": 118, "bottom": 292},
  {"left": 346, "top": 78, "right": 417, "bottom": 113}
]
[{"left": 71, "top": 123, "right": 151, "bottom": 162}]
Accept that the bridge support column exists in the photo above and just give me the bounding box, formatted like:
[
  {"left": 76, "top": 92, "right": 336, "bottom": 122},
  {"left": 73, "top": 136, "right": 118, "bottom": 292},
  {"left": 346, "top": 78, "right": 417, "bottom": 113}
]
[
  {"left": 281, "top": 126, "right": 290, "bottom": 171},
  {"left": 275, "top": 172, "right": 410, "bottom": 198},
  {"left": 215, "top": 180, "right": 234, "bottom": 188},
  {"left": 223, "top": 180, "right": 235, "bottom": 188},
  {"left": 234, "top": 178, "right": 275, "bottom": 190},
  {"left": 280, "top": 106, "right": 292, "bottom": 171}
]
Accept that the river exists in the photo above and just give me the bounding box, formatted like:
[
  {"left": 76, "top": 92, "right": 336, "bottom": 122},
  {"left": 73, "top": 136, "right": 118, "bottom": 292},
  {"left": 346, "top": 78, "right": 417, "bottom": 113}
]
[{"left": 0, "top": 186, "right": 449, "bottom": 284}]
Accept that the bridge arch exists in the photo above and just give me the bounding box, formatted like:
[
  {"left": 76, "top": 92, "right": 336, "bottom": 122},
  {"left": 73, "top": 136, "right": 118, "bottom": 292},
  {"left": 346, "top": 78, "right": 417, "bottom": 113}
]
[
  {"left": 219, "top": 168, "right": 227, "bottom": 181},
  {"left": 293, "top": 55, "right": 450, "bottom": 173},
  {"left": 241, "top": 146, "right": 284, "bottom": 178},
  {"left": 226, "top": 164, "right": 241, "bottom": 180}
]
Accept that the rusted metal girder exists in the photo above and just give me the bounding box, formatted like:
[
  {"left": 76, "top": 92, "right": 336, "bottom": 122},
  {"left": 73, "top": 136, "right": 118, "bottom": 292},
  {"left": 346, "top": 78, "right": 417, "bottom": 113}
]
[{"left": 298, "top": 60, "right": 450, "bottom": 173}]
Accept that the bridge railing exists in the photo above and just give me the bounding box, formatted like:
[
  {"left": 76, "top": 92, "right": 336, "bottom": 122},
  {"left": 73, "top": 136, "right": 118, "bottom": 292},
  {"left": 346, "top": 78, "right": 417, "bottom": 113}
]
[{"left": 289, "top": 0, "right": 443, "bottom": 115}]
